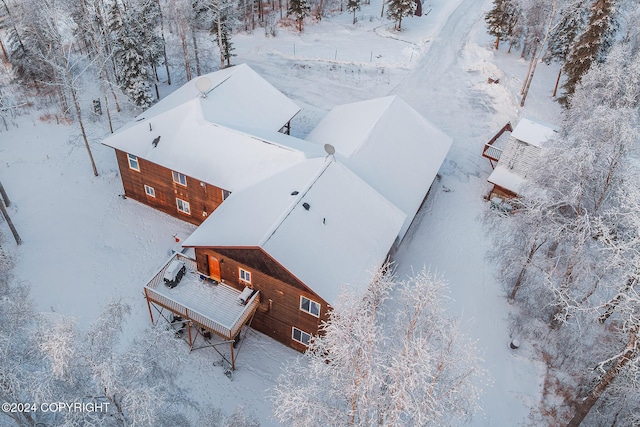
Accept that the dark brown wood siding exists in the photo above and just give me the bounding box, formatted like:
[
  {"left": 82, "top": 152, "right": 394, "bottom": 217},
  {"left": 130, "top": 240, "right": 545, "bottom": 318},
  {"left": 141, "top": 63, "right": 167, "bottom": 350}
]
[
  {"left": 194, "top": 247, "right": 330, "bottom": 352},
  {"left": 115, "top": 149, "right": 228, "bottom": 225}
]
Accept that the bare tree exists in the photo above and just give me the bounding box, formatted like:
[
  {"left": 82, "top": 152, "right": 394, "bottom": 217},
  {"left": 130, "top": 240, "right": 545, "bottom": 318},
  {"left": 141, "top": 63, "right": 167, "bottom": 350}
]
[{"left": 273, "top": 267, "right": 486, "bottom": 426}]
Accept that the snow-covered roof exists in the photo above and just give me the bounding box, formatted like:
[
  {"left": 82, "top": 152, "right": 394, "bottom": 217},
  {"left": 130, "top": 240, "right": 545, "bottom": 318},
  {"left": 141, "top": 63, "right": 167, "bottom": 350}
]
[
  {"left": 127, "top": 63, "right": 300, "bottom": 131},
  {"left": 306, "top": 96, "right": 452, "bottom": 240},
  {"left": 487, "top": 117, "right": 557, "bottom": 195},
  {"left": 102, "top": 98, "right": 320, "bottom": 192},
  {"left": 487, "top": 165, "right": 527, "bottom": 194},
  {"left": 510, "top": 118, "right": 557, "bottom": 147},
  {"left": 102, "top": 64, "right": 309, "bottom": 191},
  {"left": 183, "top": 158, "right": 406, "bottom": 305}
]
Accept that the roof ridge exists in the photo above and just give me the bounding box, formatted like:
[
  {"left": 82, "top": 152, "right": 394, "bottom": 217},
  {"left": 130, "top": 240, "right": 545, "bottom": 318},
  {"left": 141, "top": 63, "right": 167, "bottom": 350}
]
[{"left": 258, "top": 158, "right": 333, "bottom": 247}]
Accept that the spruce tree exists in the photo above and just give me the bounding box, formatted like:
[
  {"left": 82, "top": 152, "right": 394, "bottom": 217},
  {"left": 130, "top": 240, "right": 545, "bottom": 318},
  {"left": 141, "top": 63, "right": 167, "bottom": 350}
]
[
  {"left": 544, "top": 0, "right": 589, "bottom": 96},
  {"left": 386, "top": 0, "right": 415, "bottom": 30},
  {"left": 347, "top": 0, "right": 360, "bottom": 24},
  {"left": 108, "top": 2, "right": 153, "bottom": 108},
  {"left": 287, "top": 0, "right": 310, "bottom": 32},
  {"left": 561, "top": 0, "right": 617, "bottom": 105},
  {"left": 485, "top": 0, "right": 519, "bottom": 50}
]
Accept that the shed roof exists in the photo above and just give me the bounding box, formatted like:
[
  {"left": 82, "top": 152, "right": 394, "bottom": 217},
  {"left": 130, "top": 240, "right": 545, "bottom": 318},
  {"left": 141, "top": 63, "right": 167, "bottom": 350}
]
[
  {"left": 510, "top": 117, "right": 557, "bottom": 147},
  {"left": 183, "top": 158, "right": 406, "bottom": 305},
  {"left": 306, "top": 96, "right": 452, "bottom": 240}
]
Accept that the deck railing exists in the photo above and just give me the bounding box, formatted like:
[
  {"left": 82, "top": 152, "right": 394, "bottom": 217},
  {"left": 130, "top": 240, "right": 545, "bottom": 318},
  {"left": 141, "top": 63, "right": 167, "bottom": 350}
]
[
  {"left": 482, "top": 122, "right": 513, "bottom": 165},
  {"left": 144, "top": 253, "right": 257, "bottom": 340}
]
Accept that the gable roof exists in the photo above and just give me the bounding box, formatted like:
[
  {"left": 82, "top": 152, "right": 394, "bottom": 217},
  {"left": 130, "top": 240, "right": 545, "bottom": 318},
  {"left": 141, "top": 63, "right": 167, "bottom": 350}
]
[
  {"left": 103, "top": 98, "right": 320, "bottom": 191},
  {"left": 306, "top": 95, "right": 452, "bottom": 240},
  {"left": 101, "top": 64, "right": 321, "bottom": 192},
  {"left": 126, "top": 63, "right": 300, "bottom": 131},
  {"left": 183, "top": 158, "right": 406, "bottom": 305}
]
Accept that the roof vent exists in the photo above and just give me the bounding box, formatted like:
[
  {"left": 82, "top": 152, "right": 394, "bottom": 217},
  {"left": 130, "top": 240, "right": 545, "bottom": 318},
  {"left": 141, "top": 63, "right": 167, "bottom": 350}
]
[
  {"left": 152, "top": 136, "right": 161, "bottom": 147},
  {"left": 302, "top": 202, "right": 310, "bottom": 211},
  {"left": 291, "top": 191, "right": 299, "bottom": 196}
]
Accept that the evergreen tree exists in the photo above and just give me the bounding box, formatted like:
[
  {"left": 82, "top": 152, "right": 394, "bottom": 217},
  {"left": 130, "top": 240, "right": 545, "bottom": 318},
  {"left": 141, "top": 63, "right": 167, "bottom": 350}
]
[
  {"left": 485, "top": 0, "right": 520, "bottom": 50},
  {"left": 544, "top": 0, "right": 589, "bottom": 96},
  {"left": 560, "top": 0, "right": 617, "bottom": 104},
  {"left": 108, "top": 1, "right": 153, "bottom": 108},
  {"left": 287, "top": 0, "right": 310, "bottom": 32},
  {"left": 347, "top": 0, "right": 360, "bottom": 24},
  {"left": 386, "top": 0, "right": 415, "bottom": 30},
  {"left": 193, "top": 0, "right": 239, "bottom": 69}
]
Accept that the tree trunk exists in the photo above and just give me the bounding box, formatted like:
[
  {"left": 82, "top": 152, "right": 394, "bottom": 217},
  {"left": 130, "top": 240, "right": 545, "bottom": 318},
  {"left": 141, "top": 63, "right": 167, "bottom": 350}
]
[
  {"left": 566, "top": 327, "right": 638, "bottom": 427},
  {"left": 509, "top": 238, "right": 544, "bottom": 302},
  {"left": 0, "top": 180, "right": 11, "bottom": 207},
  {"left": 0, "top": 37, "right": 7, "bottom": 61},
  {"left": 191, "top": 31, "right": 201, "bottom": 76},
  {"left": 0, "top": 198, "right": 22, "bottom": 245},
  {"left": 156, "top": 0, "right": 171, "bottom": 85},
  {"left": 598, "top": 276, "right": 637, "bottom": 324},
  {"left": 521, "top": 1, "right": 558, "bottom": 106},
  {"left": 552, "top": 68, "right": 562, "bottom": 97},
  {"left": 494, "top": 35, "right": 500, "bottom": 50},
  {"left": 216, "top": 2, "right": 225, "bottom": 69},
  {"left": 69, "top": 79, "right": 99, "bottom": 177},
  {"left": 180, "top": 30, "right": 192, "bottom": 81}
]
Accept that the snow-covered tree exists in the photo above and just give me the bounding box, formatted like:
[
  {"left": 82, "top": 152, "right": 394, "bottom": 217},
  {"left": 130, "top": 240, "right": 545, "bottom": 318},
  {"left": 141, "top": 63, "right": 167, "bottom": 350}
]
[
  {"left": 560, "top": 0, "right": 618, "bottom": 104},
  {"left": 273, "top": 268, "right": 486, "bottom": 426},
  {"left": 108, "top": 1, "right": 154, "bottom": 108},
  {"left": 287, "top": 0, "right": 310, "bottom": 32},
  {"left": 347, "top": 0, "right": 360, "bottom": 24},
  {"left": 194, "top": 0, "right": 239, "bottom": 69},
  {"left": 485, "top": 0, "right": 520, "bottom": 50},
  {"left": 386, "top": 0, "right": 415, "bottom": 31},
  {"left": 544, "top": 0, "right": 589, "bottom": 96}
]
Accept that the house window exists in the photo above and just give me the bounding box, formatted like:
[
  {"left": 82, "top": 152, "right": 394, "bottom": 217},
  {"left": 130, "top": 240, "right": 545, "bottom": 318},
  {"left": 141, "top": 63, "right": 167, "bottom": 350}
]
[
  {"left": 239, "top": 268, "right": 251, "bottom": 284},
  {"left": 144, "top": 185, "right": 155, "bottom": 197},
  {"left": 172, "top": 171, "right": 187, "bottom": 186},
  {"left": 176, "top": 198, "right": 190, "bottom": 215},
  {"left": 127, "top": 154, "right": 140, "bottom": 171},
  {"left": 300, "top": 296, "right": 321, "bottom": 317},
  {"left": 292, "top": 327, "right": 311, "bottom": 346},
  {"left": 221, "top": 189, "right": 231, "bottom": 200}
]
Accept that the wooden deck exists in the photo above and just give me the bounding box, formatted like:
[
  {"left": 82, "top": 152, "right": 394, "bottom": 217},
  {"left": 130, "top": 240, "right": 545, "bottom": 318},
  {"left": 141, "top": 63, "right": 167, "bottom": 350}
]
[
  {"left": 482, "top": 122, "right": 513, "bottom": 167},
  {"left": 143, "top": 253, "right": 259, "bottom": 369}
]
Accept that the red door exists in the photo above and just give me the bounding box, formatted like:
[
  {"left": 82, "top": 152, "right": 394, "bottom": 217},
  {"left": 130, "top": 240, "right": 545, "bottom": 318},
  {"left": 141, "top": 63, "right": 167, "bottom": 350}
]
[{"left": 208, "top": 255, "right": 221, "bottom": 282}]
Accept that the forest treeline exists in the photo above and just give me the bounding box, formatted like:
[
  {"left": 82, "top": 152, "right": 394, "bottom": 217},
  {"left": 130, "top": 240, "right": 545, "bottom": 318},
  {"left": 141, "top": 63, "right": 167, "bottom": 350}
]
[{"left": 485, "top": 1, "right": 640, "bottom": 425}]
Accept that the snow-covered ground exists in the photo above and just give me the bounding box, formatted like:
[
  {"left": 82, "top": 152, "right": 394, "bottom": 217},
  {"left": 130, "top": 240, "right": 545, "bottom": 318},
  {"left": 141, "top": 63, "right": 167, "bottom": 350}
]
[{"left": 0, "top": 0, "right": 565, "bottom": 424}]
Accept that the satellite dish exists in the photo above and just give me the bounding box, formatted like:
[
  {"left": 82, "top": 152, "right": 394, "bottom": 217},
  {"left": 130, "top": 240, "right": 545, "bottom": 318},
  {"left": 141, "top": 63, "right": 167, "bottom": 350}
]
[
  {"left": 195, "top": 77, "right": 212, "bottom": 97},
  {"left": 324, "top": 144, "right": 336, "bottom": 155}
]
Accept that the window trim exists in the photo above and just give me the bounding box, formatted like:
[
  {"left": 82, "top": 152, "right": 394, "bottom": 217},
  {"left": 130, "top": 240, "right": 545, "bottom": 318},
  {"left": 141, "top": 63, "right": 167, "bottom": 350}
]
[
  {"left": 292, "top": 327, "right": 311, "bottom": 346},
  {"left": 144, "top": 185, "right": 155, "bottom": 198},
  {"left": 300, "top": 296, "right": 321, "bottom": 318},
  {"left": 221, "top": 189, "right": 231, "bottom": 201},
  {"left": 239, "top": 268, "right": 251, "bottom": 284},
  {"left": 172, "top": 171, "right": 187, "bottom": 187},
  {"left": 176, "top": 198, "right": 191, "bottom": 215},
  {"left": 127, "top": 154, "right": 140, "bottom": 171}
]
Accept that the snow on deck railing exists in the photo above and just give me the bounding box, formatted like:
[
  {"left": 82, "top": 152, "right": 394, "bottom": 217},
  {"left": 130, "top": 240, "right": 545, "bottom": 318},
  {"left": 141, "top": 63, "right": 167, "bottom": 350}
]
[{"left": 144, "top": 252, "right": 257, "bottom": 340}]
